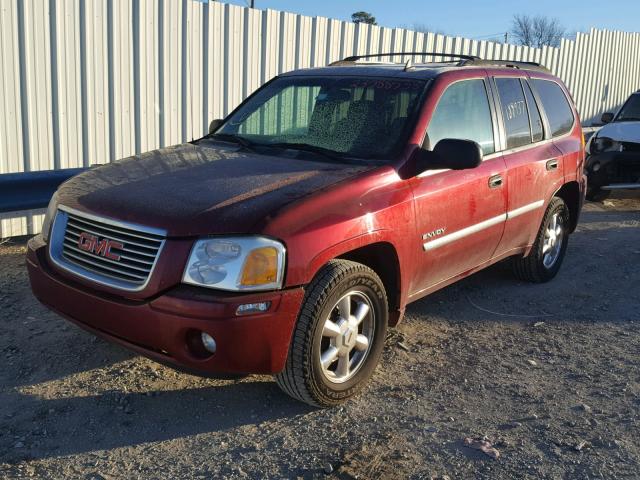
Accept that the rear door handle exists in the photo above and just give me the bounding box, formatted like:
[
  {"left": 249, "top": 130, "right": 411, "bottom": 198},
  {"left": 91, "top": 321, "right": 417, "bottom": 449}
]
[
  {"left": 546, "top": 158, "right": 559, "bottom": 171},
  {"left": 488, "top": 174, "right": 503, "bottom": 189}
]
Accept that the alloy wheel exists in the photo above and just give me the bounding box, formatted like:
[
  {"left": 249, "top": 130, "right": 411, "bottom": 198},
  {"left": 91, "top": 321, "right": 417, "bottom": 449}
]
[
  {"left": 542, "top": 212, "right": 564, "bottom": 269},
  {"left": 319, "top": 290, "right": 375, "bottom": 384}
]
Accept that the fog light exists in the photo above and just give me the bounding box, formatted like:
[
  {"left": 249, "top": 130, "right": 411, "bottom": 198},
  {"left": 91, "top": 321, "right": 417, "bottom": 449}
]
[
  {"left": 592, "top": 162, "right": 601, "bottom": 172},
  {"left": 201, "top": 332, "right": 217, "bottom": 353},
  {"left": 236, "top": 302, "right": 271, "bottom": 316}
]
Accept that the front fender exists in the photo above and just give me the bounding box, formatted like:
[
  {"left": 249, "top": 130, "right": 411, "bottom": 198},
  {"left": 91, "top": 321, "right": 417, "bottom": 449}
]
[{"left": 302, "top": 230, "right": 412, "bottom": 326}]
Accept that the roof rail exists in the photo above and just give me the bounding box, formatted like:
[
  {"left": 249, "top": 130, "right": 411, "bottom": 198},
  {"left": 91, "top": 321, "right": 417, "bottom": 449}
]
[
  {"left": 329, "top": 52, "right": 551, "bottom": 73},
  {"left": 330, "top": 52, "right": 479, "bottom": 66},
  {"left": 459, "top": 58, "right": 551, "bottom": 72}
]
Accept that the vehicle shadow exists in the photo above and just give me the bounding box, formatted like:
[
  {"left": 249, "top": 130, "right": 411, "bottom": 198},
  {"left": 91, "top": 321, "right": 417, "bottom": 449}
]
[{"left": 1, "top": 379, "right": 313, "bottom": 464}]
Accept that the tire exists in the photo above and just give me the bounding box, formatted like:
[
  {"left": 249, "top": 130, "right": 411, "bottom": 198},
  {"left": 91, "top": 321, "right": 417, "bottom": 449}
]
[
  {"left": 512, "top": 197, "right": 570, "bottom": 283},
  {"left": 586, "top": 186, "right": 611, "bottom": 202},
  {"left": 276, "top": 260, "right": 388, "bottom": 407}
]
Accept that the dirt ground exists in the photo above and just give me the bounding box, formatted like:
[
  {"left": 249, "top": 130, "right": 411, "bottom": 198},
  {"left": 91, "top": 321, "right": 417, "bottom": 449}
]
[{"left": 1, "top": 194, "right": 639, "bottom": 479}]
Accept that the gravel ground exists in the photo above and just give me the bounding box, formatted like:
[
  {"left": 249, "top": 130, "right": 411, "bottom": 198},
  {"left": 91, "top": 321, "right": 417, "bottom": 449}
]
[{"left": 1, "top": 195, "right": 639, "bottom": 479}]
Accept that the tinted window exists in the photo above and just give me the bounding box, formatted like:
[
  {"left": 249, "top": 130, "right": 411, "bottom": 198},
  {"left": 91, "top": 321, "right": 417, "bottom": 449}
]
[
  {"left": 495, "top": 78, "right": 531, "bottom": 149},
  {"left": 531, "top": 79, "right": 574, "bottom": 137},
  {"left": 427, "top": 79, "right": 495, "bottom": 155},
  {"left": 616, "top": 94, "right": 640, "bottom": 121},
  {"left": 220, "top": 76, "right": 426, "bottom": 159},
  {"left": 523, "top": 81, "right": 544, "bottom": 142}
]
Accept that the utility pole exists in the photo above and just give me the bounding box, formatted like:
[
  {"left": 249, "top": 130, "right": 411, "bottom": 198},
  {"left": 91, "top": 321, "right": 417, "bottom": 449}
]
[
  {"left": 504, "top": 32, "right": 509, "bottom": 44},
  {"left": 250, "top": 0, "right": 255, "bottom": 7}
]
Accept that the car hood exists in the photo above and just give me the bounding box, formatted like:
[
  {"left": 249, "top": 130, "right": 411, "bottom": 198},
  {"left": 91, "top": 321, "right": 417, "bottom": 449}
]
[
  {"left": 597, "top": 121, "right": 640, "bottom": 143},
  {"left": 56, "top": 141, "right": 373, "bottom": 237}
]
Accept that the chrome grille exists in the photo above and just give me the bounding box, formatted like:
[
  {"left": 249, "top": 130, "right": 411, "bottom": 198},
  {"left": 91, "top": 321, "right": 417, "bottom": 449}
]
[{"left": 49, "top": 206, "right": 166, "bottom": 291}]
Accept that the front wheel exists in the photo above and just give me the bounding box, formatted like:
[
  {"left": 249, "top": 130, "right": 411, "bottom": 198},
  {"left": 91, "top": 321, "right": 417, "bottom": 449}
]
[
  {"left": 276, "top": 260, "right": 388, "bottom": 407},
  {"left": 512, "top": 197, "right": 570, "bottom": 283}
]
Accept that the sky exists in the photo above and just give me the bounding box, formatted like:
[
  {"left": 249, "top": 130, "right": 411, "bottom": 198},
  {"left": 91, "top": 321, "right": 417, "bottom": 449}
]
[{"left": 222, "top": 0, "right": 639, "bottom": 39}]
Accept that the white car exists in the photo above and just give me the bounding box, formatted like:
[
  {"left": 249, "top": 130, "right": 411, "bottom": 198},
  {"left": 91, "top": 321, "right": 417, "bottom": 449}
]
[{"left": 585, "top": 91, "right": 640, "bottom": 200}]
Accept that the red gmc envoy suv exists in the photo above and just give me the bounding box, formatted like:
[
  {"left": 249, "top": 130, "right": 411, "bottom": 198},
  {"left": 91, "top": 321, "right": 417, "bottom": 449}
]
[{"left": 27, "top": 53, "right": 586, "bottom": 407}]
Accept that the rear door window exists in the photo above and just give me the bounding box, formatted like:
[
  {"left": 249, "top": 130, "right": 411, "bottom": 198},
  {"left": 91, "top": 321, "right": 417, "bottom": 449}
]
[
  {"left": 427, "top": 79, "right": 495, "bottom": 155},
  {"left": 495, "top": 78, "right": 531, "bottom": 149},
  {"left": 530, "top": 79, "right": 574, "bottom": 137}
]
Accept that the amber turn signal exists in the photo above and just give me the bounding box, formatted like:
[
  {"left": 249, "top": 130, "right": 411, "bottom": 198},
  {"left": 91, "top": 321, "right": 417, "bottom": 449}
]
[{"left": 239, "top": 247, "right": 279, "bottom": 286}]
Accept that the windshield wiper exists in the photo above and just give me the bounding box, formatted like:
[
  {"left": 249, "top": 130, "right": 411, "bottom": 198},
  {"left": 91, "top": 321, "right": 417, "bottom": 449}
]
[
  {"left": 209, "top": 133, "right": 257, "bottom": 150},
  {"left": 264, "top": 142, "right": 348, "bottom": 163},
  {"left": 208, "top": 137, "right": 365, "bottom": 164}
]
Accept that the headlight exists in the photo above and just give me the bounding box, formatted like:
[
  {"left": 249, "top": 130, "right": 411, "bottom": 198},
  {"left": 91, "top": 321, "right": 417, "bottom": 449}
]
[
  {"left": 588, "top": 136, "right": 618, "bottom": 155},
  {"left": 41, "top": 192, "right": 59, "bottom": 242},
  {"left": 182, "top": 236, "right": 286, "bottom": 291}
]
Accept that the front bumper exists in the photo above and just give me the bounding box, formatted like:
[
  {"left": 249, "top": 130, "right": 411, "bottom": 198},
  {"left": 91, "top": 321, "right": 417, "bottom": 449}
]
[
  {"left": 26, "top": 235, "right": 304, "bottom": 375},
  {"left": 586, "top": 151, "right": 640, "bottom": 190}
]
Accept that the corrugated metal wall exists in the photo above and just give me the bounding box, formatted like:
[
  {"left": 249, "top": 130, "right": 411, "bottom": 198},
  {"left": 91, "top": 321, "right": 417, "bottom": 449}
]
[{"left": 1, "top": 0, "right": 639, "bottom": 237}]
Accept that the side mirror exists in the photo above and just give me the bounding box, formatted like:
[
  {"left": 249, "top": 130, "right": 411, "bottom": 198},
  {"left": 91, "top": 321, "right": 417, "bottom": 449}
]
[
  {"left": 601, "top": 112, "right": 614, "bottom": 124},
  {"left": 415, "top": 139, "right": 483, "bottom": 174},
  {"left": 209, "top": 119, "right": 224, "bottom": 134}
]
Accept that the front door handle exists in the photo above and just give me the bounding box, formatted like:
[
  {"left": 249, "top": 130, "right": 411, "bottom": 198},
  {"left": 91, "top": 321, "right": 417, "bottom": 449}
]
[
  {"left": 488, "top": 174, "right": 503, "bottom": 189},
  {"left": 546, "top": 158, "right": 559, "bottom": 171}
]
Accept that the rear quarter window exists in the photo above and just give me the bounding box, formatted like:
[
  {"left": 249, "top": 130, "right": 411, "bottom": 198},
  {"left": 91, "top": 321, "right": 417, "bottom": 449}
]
[
  {"left": 523, "top": 81, "right": 544, "bottom": 142},
  {"left": 531, "top": 79, "right": 575, "bottom": 137}
]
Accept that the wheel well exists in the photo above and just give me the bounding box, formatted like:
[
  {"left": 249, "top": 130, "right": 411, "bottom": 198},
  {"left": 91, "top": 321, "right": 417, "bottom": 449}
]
[
  {"left": 337, "top": 242, "right": 401, "bottom": 325},
  {"left": 554, "top": 181, "right": 581, "bottom": 233}
]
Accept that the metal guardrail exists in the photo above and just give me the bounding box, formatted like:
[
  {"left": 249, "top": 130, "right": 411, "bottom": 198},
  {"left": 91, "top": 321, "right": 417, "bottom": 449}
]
[{"left": 0, "top": 168, "right": 86, "bottom": 214}]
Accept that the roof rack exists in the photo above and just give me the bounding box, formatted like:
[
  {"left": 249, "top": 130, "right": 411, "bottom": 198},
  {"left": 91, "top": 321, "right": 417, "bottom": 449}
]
[
  {"left": 459, "top": 58, "right": 551, "bottom": 72},
  {"left": 329, "top": 52, "right": 551, "bottom": 73},
  {"left": 330, "top": 52, "right": 479, "bottom": 66}
]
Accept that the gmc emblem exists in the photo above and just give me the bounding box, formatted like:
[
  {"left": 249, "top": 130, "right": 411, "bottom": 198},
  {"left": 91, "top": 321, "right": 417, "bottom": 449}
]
[{"left": 77, "top": 232, "right": 123, "bottom": 261}]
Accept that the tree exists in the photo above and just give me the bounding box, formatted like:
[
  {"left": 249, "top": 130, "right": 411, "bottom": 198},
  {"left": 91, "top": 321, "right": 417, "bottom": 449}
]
[
  {"left": 408, "top": 23, "right": 447, "bottom": 35},
  {"left": 510, "top": 14, "right": 565, "bottom": 48},
  {"left": 351, "top": 11, "right": 377, "bottom": 25}
]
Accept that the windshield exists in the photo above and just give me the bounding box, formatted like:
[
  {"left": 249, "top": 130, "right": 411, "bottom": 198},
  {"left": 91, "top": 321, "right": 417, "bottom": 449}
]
[
  {"left": 616, "top": 94, "right": 640, "bottom": 121},
  {"left": 216, "top": 76, "right": 428, "bottom": 160}
]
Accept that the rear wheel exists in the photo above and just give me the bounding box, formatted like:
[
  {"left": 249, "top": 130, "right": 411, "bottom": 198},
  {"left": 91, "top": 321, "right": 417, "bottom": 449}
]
[
  {"left": 512, "top": 197, "right": 570, "bottom": 283},
  {"left": 276, "top": 260, "right": 387, "bottom": 407}
]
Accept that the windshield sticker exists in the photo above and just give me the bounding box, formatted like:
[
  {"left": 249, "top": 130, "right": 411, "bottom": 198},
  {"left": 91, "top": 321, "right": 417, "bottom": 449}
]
[
  {"left": 349, "top": 79, "right": 424, "bottom": 90},
  {"left": 505, "top": 100, "right": 527, "bottom": 120}
]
